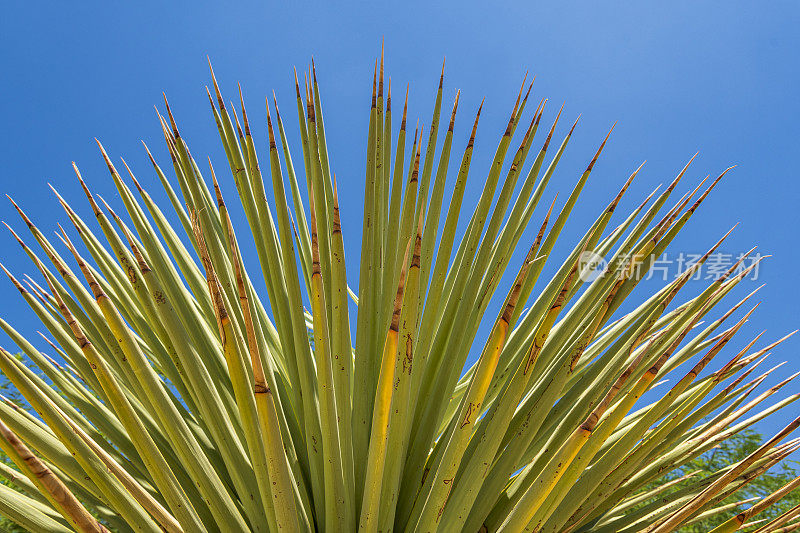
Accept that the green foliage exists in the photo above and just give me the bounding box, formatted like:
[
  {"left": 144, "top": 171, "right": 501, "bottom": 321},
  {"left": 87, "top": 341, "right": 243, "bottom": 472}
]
[
  {"left": 0, "top": 352, "right": 25, "bottom": 406},
  {"left": 641, "top": 429, "right": 800, "bottom": 532}
]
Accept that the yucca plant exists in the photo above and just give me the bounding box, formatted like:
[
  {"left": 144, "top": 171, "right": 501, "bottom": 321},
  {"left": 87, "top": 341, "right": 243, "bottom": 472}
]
[{"left": 0, "top": 50, "right": 797, "bottom": 533}]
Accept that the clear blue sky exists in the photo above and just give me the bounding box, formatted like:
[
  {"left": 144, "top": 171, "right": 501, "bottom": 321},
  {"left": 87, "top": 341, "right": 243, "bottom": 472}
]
[{"left": 1, "top": 2, "right": 798, "bottom": 439}]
